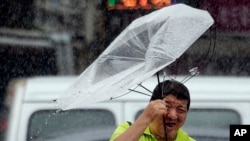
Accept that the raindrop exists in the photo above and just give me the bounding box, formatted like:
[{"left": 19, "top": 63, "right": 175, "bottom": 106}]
[
  {"left": 189, "top": 67, "right": 199, "bottom": 76},
  {"left": 56, "top": 109, "right": 62, "bottom": 113}
]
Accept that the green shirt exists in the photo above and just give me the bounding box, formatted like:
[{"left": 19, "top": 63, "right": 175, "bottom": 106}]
[{"left": 110, "top": 122, "right": 195, "bottom": 141}]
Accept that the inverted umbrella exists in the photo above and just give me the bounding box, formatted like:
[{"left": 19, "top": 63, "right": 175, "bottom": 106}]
[{"left": 56, "top": 4, "right": 214, "bottom": 110}]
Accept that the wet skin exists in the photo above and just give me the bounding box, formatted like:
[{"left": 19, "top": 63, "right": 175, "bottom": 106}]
[{"left": 149, "top": 95, "right": 188, "bottom": 141}]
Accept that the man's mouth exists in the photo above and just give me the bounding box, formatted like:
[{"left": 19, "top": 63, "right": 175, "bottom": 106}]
[{"left": 165, "top": 122, "right": 176, "bottom": 131}]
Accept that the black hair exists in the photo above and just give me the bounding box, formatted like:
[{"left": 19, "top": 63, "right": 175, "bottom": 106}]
[{"left": 150, "top": 80, "right": 190, "bottom": 110}]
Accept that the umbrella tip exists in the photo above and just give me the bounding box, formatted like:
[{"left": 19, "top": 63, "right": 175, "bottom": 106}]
[{"left": 52, "top": 99, "right": 64, "bottom": 113}]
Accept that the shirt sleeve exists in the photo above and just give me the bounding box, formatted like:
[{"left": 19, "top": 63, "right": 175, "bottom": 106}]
[{"left": 109, "top": 121, "right": 130, "bottom": 141}]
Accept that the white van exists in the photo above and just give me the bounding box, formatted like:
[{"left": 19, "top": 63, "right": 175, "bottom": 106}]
[{"left": 2, "top": 75, "right": 250, "bottom": 141}]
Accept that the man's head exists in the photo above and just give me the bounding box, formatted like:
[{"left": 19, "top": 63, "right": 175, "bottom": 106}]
[
  {"left": 149, "top": 80, "right": 190, "bottom": 140},
  {"left": 150, "top": 80, "right": 190, "bottom": 110}
]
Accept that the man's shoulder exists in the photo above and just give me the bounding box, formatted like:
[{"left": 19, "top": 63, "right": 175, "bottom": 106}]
[
  {"left": 188, "top": 136, "right": 196, "bottom": 141},
  {"left": 177, "top": 128, "right": 196, "bottom": 141},
  {"left": 119, "top": 121, "right": 131, "bottom": 127}
]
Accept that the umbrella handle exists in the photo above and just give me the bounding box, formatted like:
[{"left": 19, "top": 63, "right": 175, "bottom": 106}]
[
  {"left": 163, "top": 116, "right": 168, "bottom": 141},
  {"left": 157, "top": 72, "right": 168, "bottom": 140}
]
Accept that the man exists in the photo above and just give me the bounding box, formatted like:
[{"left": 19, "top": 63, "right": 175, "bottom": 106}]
[{"left": 110, "top": 80, "right": 195, "bottom": 141}]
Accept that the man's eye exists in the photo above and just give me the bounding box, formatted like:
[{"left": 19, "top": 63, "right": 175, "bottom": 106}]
[{"left": 177, "top": 109, "right": 187, "bottom": 113}]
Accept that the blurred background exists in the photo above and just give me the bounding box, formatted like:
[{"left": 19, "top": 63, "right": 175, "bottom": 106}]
[{"left": 0, "top": 0, "right": 249, "bottom": 138}]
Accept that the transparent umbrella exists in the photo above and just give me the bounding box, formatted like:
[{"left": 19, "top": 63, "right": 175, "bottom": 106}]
[{"left": 56, "top": 4, "right": 214, "bottom": 110}]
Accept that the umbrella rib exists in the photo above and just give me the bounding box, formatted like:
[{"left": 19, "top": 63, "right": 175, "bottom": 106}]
[
  {"left": 110, "top": 84, "right": 151, "bottom": 100},
  {"left": 110, "top": 91, "right": 150, "bottom": 101},
  {"left": 128, "top": 89, "right": 151, "bottom": 96},
  {"left": 137, "top": 83, "right": 153, "bottom": 94},
  {"left": 181, "top": 72, "right": 199, "bottom": 83},
  {"left": 181, "top": 67, "right": 199, "bottom": 83},
  {"left": 148, "top": 55, "right": 175, "bottom": 60},
  {"left": 106, "top": 55, "right": 145, "bottom": 61},
  {"left": 121, "top": 37, "right": 146, "bottom": 56},
  {"left": 130, "top": 31, "right": 148, "bottom": 54}
]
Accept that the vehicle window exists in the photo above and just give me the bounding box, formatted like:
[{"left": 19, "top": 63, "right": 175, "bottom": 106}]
[
  {"left": 135, "top": 108, "right": 241, "bottom": 141},
  {"left": 183, "top": 109, "right": 241, "bottom": 141},
  {"left": 0, "top": 106, "right": 8, "bottom": 141},
  {"left": 184, "top": 109, "right": 241, "bottom": 129},
  {"left": 27, "top": 109, "right": 116, "bottom": 141},
  {"left": 135, "top": 108, "right": 241, "bottom": 128}
]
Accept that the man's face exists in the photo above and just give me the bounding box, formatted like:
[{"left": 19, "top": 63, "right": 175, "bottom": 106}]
[{"left": 150, "top": 94, "right": 188, "bottom": 140}]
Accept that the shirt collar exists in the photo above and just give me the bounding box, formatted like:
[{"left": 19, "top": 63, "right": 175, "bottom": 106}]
[
  {"left": 144, "top": 127, "right": 189, "bottom": 140},
  {"left": 144, "top": 126, "right": 153, "bottom": 135}
]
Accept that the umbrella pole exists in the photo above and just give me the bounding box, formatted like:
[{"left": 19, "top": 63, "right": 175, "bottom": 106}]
[{"left": 157, "top": 72, "right": 168, "bottom": 141}]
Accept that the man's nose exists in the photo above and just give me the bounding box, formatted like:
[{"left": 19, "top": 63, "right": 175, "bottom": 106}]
[{"left": 166, "top": 109, "right": 177, "bottom": 119}]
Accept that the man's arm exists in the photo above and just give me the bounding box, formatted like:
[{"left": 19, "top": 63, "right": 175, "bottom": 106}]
[{"left": 110, "top": 100, "right": 167, "bottom": 141}]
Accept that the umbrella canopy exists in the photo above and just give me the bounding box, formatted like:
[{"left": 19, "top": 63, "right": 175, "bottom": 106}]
[{"left": 56, "top": 4, "right": 214, "bottom": 110}]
